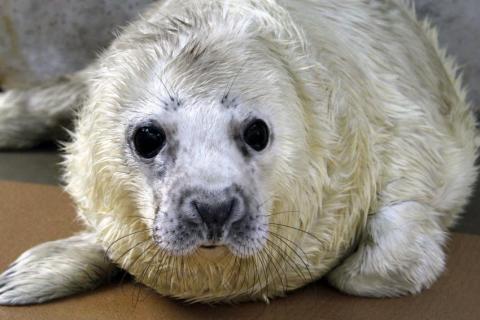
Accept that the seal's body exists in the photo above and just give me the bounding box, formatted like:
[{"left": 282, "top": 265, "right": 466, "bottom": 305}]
[{"left": 0, "top": 0, "right": 477, "bottom": 304}]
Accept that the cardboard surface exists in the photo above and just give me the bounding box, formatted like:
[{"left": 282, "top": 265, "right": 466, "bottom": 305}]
[{"left": 0, "top": 181, "right": 479, "bottom": 320}]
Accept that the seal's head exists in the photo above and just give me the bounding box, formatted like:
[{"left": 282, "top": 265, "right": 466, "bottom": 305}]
[{"left": 65, "top": 1, "right": 361, "bottom": 302}]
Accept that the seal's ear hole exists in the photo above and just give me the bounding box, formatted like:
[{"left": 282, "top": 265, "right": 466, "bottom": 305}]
[{"left": 243, "top": 119, "right": 270, "bottom": 151}]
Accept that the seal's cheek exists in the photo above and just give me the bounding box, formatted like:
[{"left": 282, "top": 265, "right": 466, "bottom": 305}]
[{"left": 225, "top": 212, "right": 269, "bottom": 256}]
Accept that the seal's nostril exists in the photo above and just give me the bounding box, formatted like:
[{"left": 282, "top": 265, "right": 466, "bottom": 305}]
[{"left": 192, "top": 198, "right": 236, "bottom": 229}]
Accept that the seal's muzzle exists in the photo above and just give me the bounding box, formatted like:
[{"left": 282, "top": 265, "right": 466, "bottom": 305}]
[{"left": 181, "top": 186, "right": 247, "bottom": 242}]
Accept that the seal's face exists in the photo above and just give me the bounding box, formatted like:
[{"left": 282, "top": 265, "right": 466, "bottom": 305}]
[
  {"left": 125, "top": 89, "right": 273, "bottom": 256},
  {"left": 69, "top": 10, "right": 313, "bottom": 299},
  {"left": 116, "top": 34, "right": 305, "bottom": 259}
]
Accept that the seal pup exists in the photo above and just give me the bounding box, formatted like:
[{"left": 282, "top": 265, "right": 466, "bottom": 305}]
[{"left": 0, "top": 0, "right": 477, "bottom": 304}]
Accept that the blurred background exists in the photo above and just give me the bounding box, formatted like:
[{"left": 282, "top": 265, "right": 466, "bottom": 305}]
[{"left": 0, "top": 0, "right": 478, "bottom": 233}]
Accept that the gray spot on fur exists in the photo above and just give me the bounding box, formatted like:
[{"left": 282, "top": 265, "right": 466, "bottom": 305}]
[
  {"left": 163, "top": 97, "right": 182, "bottom": 112},
  {"left": 229, "top": 119, "right": 252, "bottom": 159},
  {"left": 165, "top": 135, "right": 179, "bottom": 165},
  {"left": 221, "top": 94, "right": 239, "bottom": 109}
]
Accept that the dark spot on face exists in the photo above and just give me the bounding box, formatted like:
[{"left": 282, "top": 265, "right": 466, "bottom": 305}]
[
  {"left": 156, "top": 131, "right": 178, "bottom": 167},
  {"left": 177, "top": 188, "right": 196, "bottom": 210},
  {"left": 221, "top": 94, "right": 239, "bottom": 109},
  {"left": 162, "top": 97, "right": 182, "bottom": 112},
  {"left": 229, "top": 121, "right": 252, "bottom": 159},
  {"left": 156, "top": 165, "right": 167, "bottom": 178}
]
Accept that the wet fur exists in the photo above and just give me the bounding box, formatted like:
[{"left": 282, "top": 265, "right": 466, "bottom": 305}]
[{"left": 0, "top": 0, "right": 478, "bottom": 305}]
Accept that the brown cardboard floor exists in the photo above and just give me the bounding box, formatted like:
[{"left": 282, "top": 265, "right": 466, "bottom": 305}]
[{"left": 0, "top": 181, "right": 479, "bottom": 320}]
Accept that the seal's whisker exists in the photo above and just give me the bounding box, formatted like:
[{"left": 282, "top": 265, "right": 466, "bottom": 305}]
[
  {"left": 265, "top": 237, "right": 308, "bottom": 284},
  {"left": 261, "top": 243, "right": 287, "bottom": 294},
  {"left": 256, "top": 249, "right": 270, "bottom": 297},
  {"left": 116, "top": 240, "right": 162, "bottom": 292},
  {"left": 240, "top": 245, "right": 254, "bottom": 295},
  {"left": 122, "top": 242, "right": 156, "bottom": 307},
  {"left": 180, "top": 255, "right": 190, "bottom": 290},
  {"left": 264, "top": 237, "right": 297, "bottom": 283},
  {"left": 164, "top": 254, "right": 174, "bottom": 290},
  {"left": 268, "top": 223, "right": 325, "bottom": 247},
  {"left": 104, "top": 228, "right": 153, "bottom": 259},
  {"left": 254, "top": 194, "right": 275, "bottom": 211},
  {"left": 154, "top": 248, "right": 171, "bottom": 288},
  {"left": 222, "top": 60, "right": 247, "bottom": 100},
  {"left": 134, "top": 246, "right": 162, "bottom": 305},
  {"left": 235, "top": 251, "right": 246, "bottom": 292},
  {"left": 173, "top": 253, "right": 182, "bottom": 290},
  {"left": 152, "top": 255, "right": 164, "bottom": 289},
  {"left": 167, "top": 255, "right": 176, "bottom": 287},
  {"left": 118, "top": 270, "right": 133, "bottom": 293},
  {"left": 140, "top": 247, "right": 162, "bottom": 282},
  {"left": 223, "top": 254, "right": 238, "bottom": 288},
  {"left": 248, "top": 247, "right": 260, "bottom": 296},
  {"left": 153, "top": 69, "right": 175, "bottom": 100},
  {"left": 261, "top": 248, "right": 275, "bottom": 297},
  {"left": 183, "top": 255, "right": 194, "bottom": 290},
  {"left": 268, "top": 231, "right": 313, "bottom": 281},
  {"left": 248, "top": 254, "right": 258, "bottom": 296},
  {"left": 126, "top": 242, "right": 157, "bottom": 282},
  {"left": 110, "top": 238, "right": 151, "bottom": 265},
  {"left": 224, "top": 252, "right": 239, "bottom": 286},
  {"left": 232, "top": 255, "right": 243, "bottom": 290}
]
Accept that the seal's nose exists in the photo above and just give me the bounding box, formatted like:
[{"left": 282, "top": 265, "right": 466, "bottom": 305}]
[{"left": 192, "top": 198, "right": 236, "bottom": 240}]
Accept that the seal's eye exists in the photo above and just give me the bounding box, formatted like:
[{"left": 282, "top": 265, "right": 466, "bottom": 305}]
[
  {"left": 243, "top": 119, "right": 269, "bottom": 151},
  {"left": 133, "top": 126, "right": 166, "bottom": 158}
]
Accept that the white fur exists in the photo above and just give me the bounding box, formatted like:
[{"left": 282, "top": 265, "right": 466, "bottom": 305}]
[
  {"left": 0, "top": 0, "right": 477, "bottom": 304},
  {"left": 0, "top": 233, "right": 114, "bottom": 305},
  {"left": 328, "top": 201, "right": 447, "bottom": 297}
]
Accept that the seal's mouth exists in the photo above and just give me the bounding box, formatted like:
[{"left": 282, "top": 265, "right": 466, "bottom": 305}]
[{"left": 200, "top": 245, "right": 219, "bottom": 249}]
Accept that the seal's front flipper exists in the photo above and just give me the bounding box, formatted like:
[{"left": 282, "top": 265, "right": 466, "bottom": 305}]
[
  {"left": 327, "top": 201, "right": 447, "bottom": 297},
  {"left": 0, "top": 232, "right": 117, "bottom": 305}
]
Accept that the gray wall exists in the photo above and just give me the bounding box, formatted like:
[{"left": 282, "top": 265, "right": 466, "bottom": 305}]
[
  {"left": 416, "top": 0, "right": 480, "bottom": 109},
  {"left": 0, "top": 0, "right": 155, "bottom": 88}
]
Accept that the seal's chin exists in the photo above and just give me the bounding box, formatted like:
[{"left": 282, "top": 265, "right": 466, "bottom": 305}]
[{"left": 197, "top": 245, "right": 230, "bottom": 260}]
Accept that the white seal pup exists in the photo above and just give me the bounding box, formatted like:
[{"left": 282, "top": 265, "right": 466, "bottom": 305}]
[{"left": 0, "top": 0, "right": 477, "bottom": 304}]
